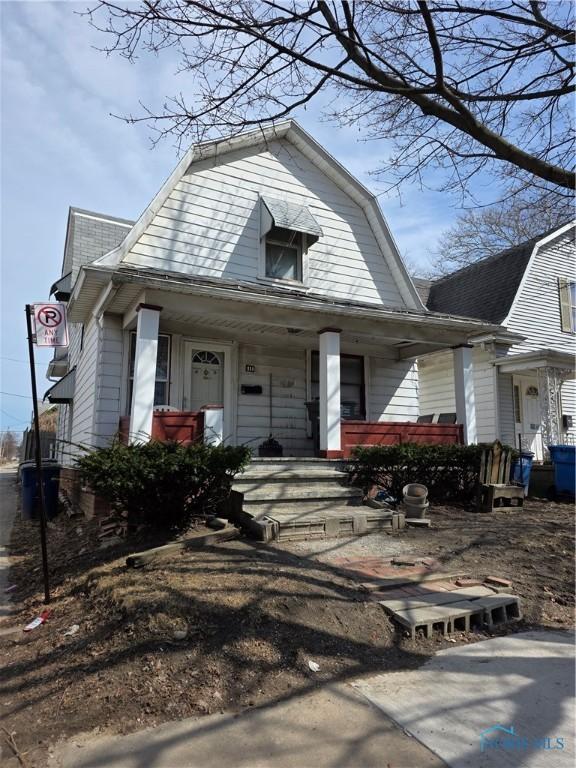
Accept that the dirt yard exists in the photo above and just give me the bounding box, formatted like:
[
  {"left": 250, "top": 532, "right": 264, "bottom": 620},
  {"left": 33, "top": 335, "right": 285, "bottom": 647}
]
[{"left": 1, "top": 495, "right": 573, "bottom": 767}]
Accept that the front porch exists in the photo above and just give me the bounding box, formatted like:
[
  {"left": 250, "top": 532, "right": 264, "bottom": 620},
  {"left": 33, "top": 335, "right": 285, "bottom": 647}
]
[
  {"left": 495, "top": 349, "right": 575, "bottom": 459},
  {"left": 68, "top": 266, "right": 501, "bottom": 457}
]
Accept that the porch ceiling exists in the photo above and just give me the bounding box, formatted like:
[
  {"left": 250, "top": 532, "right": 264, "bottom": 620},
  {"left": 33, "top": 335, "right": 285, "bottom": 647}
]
[{"left": 70, "top": 265, "right": 503, "bottom": 352}]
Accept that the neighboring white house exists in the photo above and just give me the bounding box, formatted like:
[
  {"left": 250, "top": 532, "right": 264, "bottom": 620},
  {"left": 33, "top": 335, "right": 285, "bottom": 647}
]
[
  {"left": 415, "top": 222, "right": 576, "bottom": 459},
  {"left": 45, "top": 121, "right": 509, "bottom": 465}
]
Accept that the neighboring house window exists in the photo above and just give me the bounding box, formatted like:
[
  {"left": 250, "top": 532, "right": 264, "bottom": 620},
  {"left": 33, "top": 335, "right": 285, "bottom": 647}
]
[
  {"left": 558, "top": 278, "right": 576, "bottom": 333},
  {"left": 128, "top": 332, "right": 171, "bottom": 409},
  {"left": 265, "top": 227, "right": 302, "bottom": 282},
  {"left": 311, "top": 352, "right": 365, "bottom": 420}
]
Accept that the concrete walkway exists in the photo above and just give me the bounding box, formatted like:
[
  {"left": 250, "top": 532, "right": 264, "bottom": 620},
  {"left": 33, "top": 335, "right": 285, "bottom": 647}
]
[
  {"left": 0, "top": 465, "right": 18, "bottom": 619},
  {"left": 50, "top": 682, "right": 444, "bottom": 768},
  {"left": 353, "top": 630, "right": 575, "bottom": 768}
]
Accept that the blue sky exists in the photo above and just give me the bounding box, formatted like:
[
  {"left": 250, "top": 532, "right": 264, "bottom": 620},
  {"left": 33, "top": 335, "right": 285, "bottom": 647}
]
[{"left": 1, "top": 0, "right": 470, "bottom": 435}]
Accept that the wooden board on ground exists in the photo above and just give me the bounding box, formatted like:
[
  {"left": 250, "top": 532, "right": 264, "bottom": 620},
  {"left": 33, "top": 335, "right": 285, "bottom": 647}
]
[{"left": 126, "top": 527, "right": 239, "bottom": 568}]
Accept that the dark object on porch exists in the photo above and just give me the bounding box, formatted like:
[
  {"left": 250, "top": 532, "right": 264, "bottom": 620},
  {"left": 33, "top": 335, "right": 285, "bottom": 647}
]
[
  {"left": 548, "top": 445, "right": 576, "bottom": 499},
  {"left": 258, "top": 437, "right": 283, "bottom": 457},
  {"left": 241, "top": 385, "right": 263, "bottom": 395},
  {"left": 417, "top": 414, "right": 434, "bottom": 423},
  {"left": 437, "top": 412, "right": 457, "bottom": 424},
  {"left": 477, "top": 440, "right": 524, "bottom": 512}
]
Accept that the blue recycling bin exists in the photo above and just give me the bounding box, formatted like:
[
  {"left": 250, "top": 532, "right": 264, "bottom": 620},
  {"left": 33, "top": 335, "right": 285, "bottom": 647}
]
[
  {"left": 548, "top": 445, "right": 576, "bottom": 498},
  {"left": 511, "top": 451, "right": 534, "bottom": 495},
  {"left": 20, "top": 462, "right": 60, "bottom": 520}
]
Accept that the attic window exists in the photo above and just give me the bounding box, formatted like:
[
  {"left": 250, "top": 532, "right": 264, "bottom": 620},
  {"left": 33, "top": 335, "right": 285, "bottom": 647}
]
[
  {"left": 265, "top": 227, "right": 302, "bottom": 281},
  {"left": 259, "top": 196, "right": 322, "bottom": 284}
]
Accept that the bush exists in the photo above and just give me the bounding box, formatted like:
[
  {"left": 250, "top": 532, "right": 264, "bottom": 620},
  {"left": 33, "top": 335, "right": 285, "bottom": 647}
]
[
  {"left": 76, "top": 441, "right": 251, "bottom": 533},
  {"left": 349, "top": 443, "right": 515, "bottom": 503}
]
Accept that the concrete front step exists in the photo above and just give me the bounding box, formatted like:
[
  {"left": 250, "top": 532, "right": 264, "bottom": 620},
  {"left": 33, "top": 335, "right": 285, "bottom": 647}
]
[
  {"left": 243, "top": 498, "right": 364, "bottom": 516},
  {"left": 247, "top": 458, "right": 346, "bottom": 472},
  {"left": 239, "top": 484, "right": 363, "bottom": 502},
  {"left": 264, "top": 508, "right": 400, "bottom": 541},
  {"left": 235, "top": 469, "right": 348, "bottom": 484}
]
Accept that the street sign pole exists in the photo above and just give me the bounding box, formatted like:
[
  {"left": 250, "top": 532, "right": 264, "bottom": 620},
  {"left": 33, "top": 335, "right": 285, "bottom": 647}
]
[{"left": 25, "top": 304, "right": 50, "bottom": 604}]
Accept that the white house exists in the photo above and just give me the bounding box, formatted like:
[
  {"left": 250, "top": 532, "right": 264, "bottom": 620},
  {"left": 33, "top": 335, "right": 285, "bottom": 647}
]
[
  {"left": 45, "top": 121, "right": 509, "bottom": 467},
  {"left": 415, "top": 222, "right": 576, "bottom": 460}
]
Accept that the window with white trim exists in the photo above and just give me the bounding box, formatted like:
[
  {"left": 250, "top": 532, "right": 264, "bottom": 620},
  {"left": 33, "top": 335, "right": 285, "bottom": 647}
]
[
  {"left": 128, "top": 332, "right": 171, "bottom": 409},
  {"left": 558, "top": 278, "right": 576, "bottom": 333},
  {"left": 265, "top": 227, "right": 303, "bottom": 282}
]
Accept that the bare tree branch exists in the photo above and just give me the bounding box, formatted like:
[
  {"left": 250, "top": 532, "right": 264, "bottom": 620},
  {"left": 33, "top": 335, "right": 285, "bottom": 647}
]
[{"left": 86, "top": 0, "right": 576, "bottom": 200}]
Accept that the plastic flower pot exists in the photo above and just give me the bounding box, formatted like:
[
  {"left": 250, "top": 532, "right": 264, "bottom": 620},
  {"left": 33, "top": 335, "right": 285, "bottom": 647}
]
[{"left": 403, "top": 483, "right": 428, "bottom": 498}]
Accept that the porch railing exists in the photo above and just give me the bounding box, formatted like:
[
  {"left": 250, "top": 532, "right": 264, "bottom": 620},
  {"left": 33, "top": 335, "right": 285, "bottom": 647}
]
[
  {"left": 119, "top": 411, "right": 204, "bottom": 445},
  {"left": 341, "top": 420, "right": 464, "bottom": 458}
]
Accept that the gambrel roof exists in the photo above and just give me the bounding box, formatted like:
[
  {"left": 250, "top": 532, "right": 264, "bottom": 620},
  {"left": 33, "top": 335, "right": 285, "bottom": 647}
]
[
  {"left": 93, "top": 120, "right": 424, "bottom": 310},
  {"left": 418, "top": 222, "right": 575, "bottom": 323}
]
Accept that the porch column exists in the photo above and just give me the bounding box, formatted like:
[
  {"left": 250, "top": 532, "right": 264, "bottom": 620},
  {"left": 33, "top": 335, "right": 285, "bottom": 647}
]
[
  {"left": 537, "top": 366, "right": 563, "bottom": 451},
  {"left": 453, "top": 345, "right": 477, "bottom": 445},
  {"left": 318, "top": 328, "right": 342, "bottom": 458},
  {"left": 129, "top": 304, "right": 162, "bottom": 444}
]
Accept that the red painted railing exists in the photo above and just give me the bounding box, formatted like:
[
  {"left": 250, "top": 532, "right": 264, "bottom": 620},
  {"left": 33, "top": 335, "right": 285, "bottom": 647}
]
[
  {"left": 119, "top": 411, "right": 204, "bottom": 445},
  {"left": 341, "top": 421, "right": 463, "bottom": 458}
]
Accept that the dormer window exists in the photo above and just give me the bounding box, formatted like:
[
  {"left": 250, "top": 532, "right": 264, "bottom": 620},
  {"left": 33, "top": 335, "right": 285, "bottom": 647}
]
[
  {"left": 265, "top": 227, "right": 302, "bottom": 281},
  {"left": 259, "top": 195, "right": 322, "bottom": 285}
]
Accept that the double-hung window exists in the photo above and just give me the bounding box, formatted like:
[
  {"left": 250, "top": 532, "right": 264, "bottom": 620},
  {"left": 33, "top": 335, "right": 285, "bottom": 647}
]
[
  {"left": 265, "top": 226, "right": 303, "bottom": 282},
  {"left": 128, "top": 332, "right": 171, "bottom": 409},
  {"left": 310, "top": 352, "right": 365, "bottom": 420},
  {"left": 558, "top": 278, "right": 576, "bottom": 333}
]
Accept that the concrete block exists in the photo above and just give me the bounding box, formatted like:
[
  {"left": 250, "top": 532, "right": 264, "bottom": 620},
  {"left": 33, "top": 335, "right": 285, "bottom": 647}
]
[
  {"left": 406, "top": 518, "right": 431, "bottom": 527},
  {"left": 395, "top": 512, "right": 405, "bottom": 529},
  {"left": 392, "top": 600, "right": 484, "bottom": 639},
  {"left": 353, "top": 514, "right": 368, "bottom": 535},
  {"left": 467, "top": 594, "right": 522, "bottom": 626},
  {"left": 325, "top": 518, "right": 341, "bottom": 537}
]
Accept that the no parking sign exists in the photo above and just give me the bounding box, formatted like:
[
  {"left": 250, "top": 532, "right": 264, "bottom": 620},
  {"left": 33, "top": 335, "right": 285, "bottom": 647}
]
[{"left": 32, "top": 303, "right": 69, "bottom": 347}]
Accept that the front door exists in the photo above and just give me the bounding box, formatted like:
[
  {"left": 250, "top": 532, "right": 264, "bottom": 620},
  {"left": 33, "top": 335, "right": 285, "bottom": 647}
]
[
  {"left": 514, "top": 376, "right": 543, "bottom": 459},
  {"left": 183, "top": 347, "right": 224, "bottom": 412}
]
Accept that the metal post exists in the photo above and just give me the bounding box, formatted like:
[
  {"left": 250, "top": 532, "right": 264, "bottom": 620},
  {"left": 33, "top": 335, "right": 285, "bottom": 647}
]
[{"left": 25, "top": 305, "right": 50, "bottom": 604}]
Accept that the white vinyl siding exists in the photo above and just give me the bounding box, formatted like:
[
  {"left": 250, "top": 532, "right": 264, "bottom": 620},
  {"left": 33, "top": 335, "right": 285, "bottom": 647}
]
[
  {"left": 418, "top": 347, "right": 497, "bottom": 442},
  {"left": 369, "top": 355, "right": 418, "bottom": 422},
  {"left": 418, "top": 353, "right": 455, "bottom": 418},
  {"left": 123, "top": 141, "right": 406, "bottom": 307},
  {"left": 506, "top": 231, "right": 576, "bottom": 354},
  {"left": 560, "top": 378, "right": 576, "bottom": 443},
  {"left": 93, "top": 315, "right": 124, "bottom": 445},
  {"left": 70, "top": 316, "right": 99, "bottom": 454},
  {"left": 236, "top": 345, "right": 311, "bottom": 456}
]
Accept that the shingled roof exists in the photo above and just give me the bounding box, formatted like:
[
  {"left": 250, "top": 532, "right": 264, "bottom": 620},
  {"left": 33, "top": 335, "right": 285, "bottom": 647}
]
[{"left": 420, "top": 230, "right": 559, "bottom": 323}]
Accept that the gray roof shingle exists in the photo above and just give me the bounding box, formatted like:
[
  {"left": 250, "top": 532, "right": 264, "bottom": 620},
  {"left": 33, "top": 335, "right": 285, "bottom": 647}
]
[{"left": 423, "top": 233, "right": 548, "bottom": 322}]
